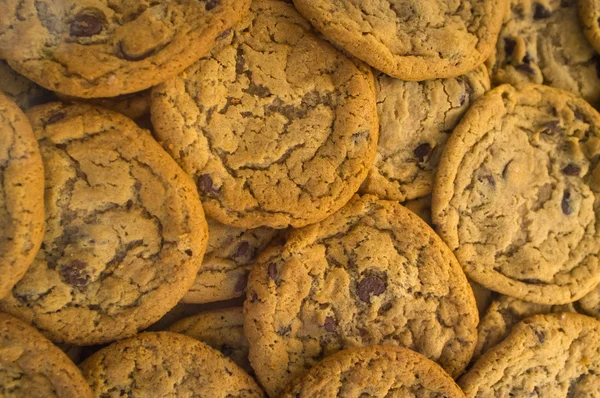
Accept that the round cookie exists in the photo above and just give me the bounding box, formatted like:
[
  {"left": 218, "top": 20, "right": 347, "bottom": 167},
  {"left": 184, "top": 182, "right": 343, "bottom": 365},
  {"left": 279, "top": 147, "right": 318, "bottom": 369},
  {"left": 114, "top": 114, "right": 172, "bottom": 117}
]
[
  {"left": 80, "top": 332, "right": 264, "bottom": 397},
  {"left": 0, "top": 0, "right": 251, "bottom": 98},
  {"left": 55, "top": 90, "right": 151, "bottom": 121},
  {"left": 168, "top": 307, "right": 251, "bottom": 373},
  {"left": 0, "top": 312, "right": 92, "bottom": 398},
  {"left": 151, "top": 0, "right": 378, "bottom": 229},
  {"left": 0, "top": 103, "right": 209, "bottom": 345},
  {"left": 489, "top": 0, "right": 600, "bottom": 105},
  {"left": 433, "top": 83, "right": 600, "bottom": 304},
  {"left": 244, "top": 195, "right": 478, "bottom": 396},
  {"left": 291, "top": 0, "right": 505, "bottom": 80},
  {"left": 0, "top": 60, "right": 52, "bottom": 110},
  {"left": 0, "top": 93, "right": 44, "bottom": 299},
  {"left": 281, "top": 345, "right": 464, "bottom": 398},
  {"left": 183, "top": 218, "right": 281, "bottom": 304},
  {"left": 460, "top": 313, "right": 600, "bottom": 397},
  {"left": 361, "top": 65, "right": 490, "bottom": 202},
  {"left": 580, "top": 0, "right": 600, "bottom": 53},
  {"left": 472, "top": 295, "right": 576, "bottom": 363}
]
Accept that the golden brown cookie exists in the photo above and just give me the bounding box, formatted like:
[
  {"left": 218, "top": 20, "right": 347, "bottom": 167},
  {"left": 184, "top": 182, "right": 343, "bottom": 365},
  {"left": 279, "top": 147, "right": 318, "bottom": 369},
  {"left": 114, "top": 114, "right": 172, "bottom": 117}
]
[
  {"left": 0, "top": 103, "right": 208, "bottom": 345},
  {"left": 151, "top": 0, "right": 378, "bottom": 229},
  {"left": 244, "top": 195, "right": 478, "bottom": 396},
  {"left": 0, "top": 93, "right": 44, "bottom": 299},
  {"left": 0, "top": 0, "right": 251, "bottom": 98},
  {"left": 0, "top": 60, "right": 52, "bottom": 110},
  {"left": 580, "top": 0, "right": 600, "bottom": 53}
]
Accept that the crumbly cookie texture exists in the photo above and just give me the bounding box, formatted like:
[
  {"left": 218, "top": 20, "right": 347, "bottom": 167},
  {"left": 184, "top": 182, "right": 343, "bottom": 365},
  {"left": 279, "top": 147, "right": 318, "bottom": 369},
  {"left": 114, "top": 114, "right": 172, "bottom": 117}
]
[
  {"left": 0, "top": 60, "right": 52, "bottom": 110},
  {"left": 460, "top": 313, "right": 600, "bottom": 397},
  {"left": 0, "top": 0, "right": 251, "bottom": 98},
  {"left": 580, "top": 0, "right": 600, "bottom": 53},
  {"left": 433, "top": 83, "right": 600, "bottom": 304},
  {"left": 151, "top": 0, "right": 378, "bottom": 229},
  {"left": 292, "top": 0, "right": 506, "bottom": 80},
  {"left": 361, "top": 65, "right": 490, "bottom": 202},
  {"left": 0, "top": 313, "right": 92, "bottom": 398},
  {"left": 281, "top": 345, "right": 465, "bottom": 398},
  {"left": 0, "top": 93, "right": 45, "bottom": 299},
  {"left": 0, "top": 103, "right": 208, "bottom": 345},
  {"left": 55, "top": 90, "right": 151, "bottom": 121},
  {"left": 168, "top": 307, "right": 251, "bottom": 373},
  {"left": 183, "top": 218, "right": 280, "bottom": 304},
  {"left": 244, "top": 195, "right": 478, "bottom": 396},
  {"left": 80, "top": 332, "right": 264, "bottom": 397},
  {"left": 489, "top": 0, "right": 600, "bottom": 105}
]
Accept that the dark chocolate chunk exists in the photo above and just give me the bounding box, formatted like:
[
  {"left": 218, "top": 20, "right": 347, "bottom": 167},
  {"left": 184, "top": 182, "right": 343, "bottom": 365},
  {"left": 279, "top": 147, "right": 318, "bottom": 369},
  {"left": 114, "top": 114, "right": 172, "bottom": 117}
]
[
  {"left": 562, "top": 164, "right": 581, "bottom": 176},
  {"left": 562, "top": 191, "right": 573, "bottom": 215},
  {"left": 59, "top": 260, "right": 90, "bottom": 288},
  {"left": 534, "top": 330, "right": 546, "bottom": 343},
  {"left": 378, "top": 302, "right": 393, "bottom": 315},
  {"left": 267, "top": 263, "right": 278, "bottom": 281},
  {"left": 414, "top": 143, "right": 432, "bottom": 163},
  {"left": 70, "top": 8, "right": 106, "bottom": 37},
  {"left": 356, "top": 275, "right": 386, "bottom": 303},
  {"left": 217, "top": 29, "right": 231, "bottom": 40},
  {"left": 236, "top": 241, "right": 250, "bottom": 257},
  {"left": 541, "top": 120, "right": 561, "bottom": 134},
  {"left": 533, "top": 3, "right": 552, "bottom": 19},
  {"left": 47, "top": 112, "right": 66, "bottom": 125},
  {"left": 185, "top": 249, "right": 193, "bottom": 256},
  {"left": 197, "top": 174, "right": 218, "bottom": 196},
  {"left": 504, "top": 38, "right": 517, "bottom": 56},
  {"left": 201, "top": 0, "right": 219, "bottom": 11},
  {"left": 234, "top": 273, "right": 248, "bottom": 293},
  {"left": 323, "top": 316, "right": 336, "bottom": 332}
]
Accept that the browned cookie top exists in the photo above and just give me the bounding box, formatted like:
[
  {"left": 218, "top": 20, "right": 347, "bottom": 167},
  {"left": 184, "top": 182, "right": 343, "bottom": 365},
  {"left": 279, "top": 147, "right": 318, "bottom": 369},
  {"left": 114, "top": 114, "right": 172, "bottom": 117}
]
[
  {"left": 0, "top": 103, "right": 208, "bottom": 345},
  {"left": 0, "top": 0, "right": 251, "bottom": 98},
  {"left": 152, "top": 0, "right": 378, "bottom": 229},
  {"left": 244, "top": 195, "right": 478, "bottom": 396}
]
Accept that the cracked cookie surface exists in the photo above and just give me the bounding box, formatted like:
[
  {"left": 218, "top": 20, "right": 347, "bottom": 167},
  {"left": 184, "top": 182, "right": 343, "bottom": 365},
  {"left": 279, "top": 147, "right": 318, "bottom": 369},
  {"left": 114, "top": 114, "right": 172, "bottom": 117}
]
[
  {"left": 244, "top": 195, "right": 478, "bottom": 396},
  {"left": 0, "top": 0, "right": 251, "bottom": 98},
  {"left": 281, "top": 345, "right": 464, "bottom": 398},
  {"left": 168, "top": 307, "right": 251, "bottom": 373},
  {"left": 361, "top": 65, "right": 490, "bottom": 202},
  {"left": 80, "top": 331, "right": 264, "bottom": 398},
  {"left": 0, "top": 312, "right": 92, "bottom": 398},
  {"left": 0, "top": 60, "right": 52, "bottom": 110},
  {"left": 183, "top": 218, "right": 280, "bottom": 304},
  {"left": 0, "top": 103, "right": 208, "bottom": 345},
  {"left": 151, "top": 0, "right": 378, "bottom": 229},
  {"left": 489, "top": 0, "right": 600, "bottom": 105},
  {"left": 0, "top": 93, "right": 44, "bottom": 299},
  {"left": 291, "top": 0, "right": 505, "bottom": 80},
  {"left": 433, "top": 84, "right": 600, "bottom": 304},
  {"left": 460, "top": 313, "right": 600, "bottom": 397}
]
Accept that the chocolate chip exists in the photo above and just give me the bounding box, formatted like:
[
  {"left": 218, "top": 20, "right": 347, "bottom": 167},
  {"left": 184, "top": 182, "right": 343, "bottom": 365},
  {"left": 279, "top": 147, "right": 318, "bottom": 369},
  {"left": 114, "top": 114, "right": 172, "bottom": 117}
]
[
  {"left": 480, "top": 175, "right": 496, "bottom": 187},
  {"left": 323, "top": 316, "right": 336, "bottom": 332},
  {"left": 533, "top": 3, "right": 552, "bottom": 19},
  {"left": 59, "top": 260, "right": 90, "bottom": 288},
  {"left": 516, "top": 63, "right": 535, "bottom": 74},
  {"left": 125, "top": 200, "right": 133, "bottom": 209},
  {"left": 236, "top": 241, "right": 250, "bottom": 257},
  {"left": 356, "top": 276, "right": 386, "bottom": 303},
  {"left": 234, "top": 273, "right": 247, "bottom": 293},
  {"left": 378, "top": 302, "right": 393, "bottom": 315},
  {"left": 574, "top": 109, "right": 585, "bottom": 121},
  {"left": 197, "top": 174, "right": 218, "bottom": 196},
  {"left": 414, "top": 143, "right": 432, "bottom": 163},
  {"left": 267, "top": 263, "right": 278, "bottom": 281},
  {"left": 217, "top": 29, "right": 231, "bottom": 40},
  {"left": 522, "top": 278, "right": 544, "bottom": 284},
  {"left": 534, "top": 330, "right": 546, "bottom": 343},
  {"left": 185, "top": 249, "right": 193, "bottom": 256},
  {"left": 504, "top": 38, "right": 516, "bottom": 56},
  {"left": 277, "top": 325, "right": 291, "bottom": 336},
  {"left": 541, "top": 120, "right": 561, "bottom": 134},
  {"left": 562, "top": 191, "right": 573, "bottom": 215},
  {"left": 70, "top": 8, "right": 106, "bottom": 37},
  {"left": 47, "top": 112, "right": 66, "bottom": 125},
  {"left": 201, "top": 0, "right": 219, "bottom": 11},
  {"left": 250, "top": 293, "right": 258, "bottom": 303},
  {"left": 562, "top": 164, "right": 581, "bottom": 176}
]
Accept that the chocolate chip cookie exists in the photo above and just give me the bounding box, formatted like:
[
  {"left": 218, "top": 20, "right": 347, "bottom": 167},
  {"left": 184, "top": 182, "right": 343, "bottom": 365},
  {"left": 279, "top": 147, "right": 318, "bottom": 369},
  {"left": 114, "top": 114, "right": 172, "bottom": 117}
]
[
  {"left": 0, "top": 312, "right": 92, "bottom": 398},
  {"left": 489, "top": 0, "right": 600, "bottom": 105},
  {"left": 292, "top": 0, "right": 505, "bottom": 80},
  {"left": 183, "top": 218, "right": 280, "bottom": 304},
  {"left": 55, "top": 90, "right": 151, "bottom": 120},
  {"left": 0, "top": 0, "right": 251, "bottom": 98},
  {"left": 0, "top": 60, "right": 52, "bottom": 110},
  {"left": 580, "top": 0, "right": 600, "bottom": 53},
  {"left": 0, "top": 103, "right": 208, "bottom": 345},
  {"left": 80, "top": 332, "right": 264, "bottom": 397},
  {"left": 0, "top": 93, "right": 45, "bottom": 299},
  {"left": 433, "top": 83, "right": 600, "bottom": 304},
  {"left": 460, "top": 313, "right": 600, "bottom": 397},
  {"left": 151, "top": 0, "right": 378, "bottom": 229},
  {"left": 361, "top": 65, "right": 490, "bottom": 202},
  {"left": 281, "top": 345, "right": 464, "bottom": 398},
  {"left": 244, "top": 195, "right": 478, "bottom": 396},
  {"left": 168, "top": 307, "right": 251, "bottom": 373}
]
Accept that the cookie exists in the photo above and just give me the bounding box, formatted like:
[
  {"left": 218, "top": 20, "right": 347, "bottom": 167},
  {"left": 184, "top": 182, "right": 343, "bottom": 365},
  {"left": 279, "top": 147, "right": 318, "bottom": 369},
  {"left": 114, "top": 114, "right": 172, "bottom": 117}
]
[
  {"left": 460, "top": 313, "right": 600, "bottom": 397},
  {"left": 0, "top": 103, "right": 208, "bottom": 345},
  {"left": 0, "top": 0, "right": 251, "bottom": 98},
  {"left": 489, "top": 0, "right": 600, "bottom": 105},
  {"left": 580, "top": 0, "right": 600, "bottom": 53},
  {"left": 291, "top": 0, "right": 505, "bottom": 80},
  {"left": 433, "top": 83, "right": 600, "bottom": 304},
  {"left": 80, "top": 331, "right": 264, "bottom": 397},
  {"left": 0, "top": 60, "right": 52, "bottom": 110},
  {"left": 244, "top": 195, "right": 478, "bottom": 396},
  {"left": 361, "top": 65, "right": 490, "bottom": 202},
  {"left": 281, "top": 345, "right": 464, "bottom": 398},
  {"left": 151, "top": 0, "right": 378, "bottom": 229},
  {"left": 168, "top": 307, "right": 251, "bottom": 373},
  {"left": 0, "top": 312, "right": 92, "bottom": 398},
  {"left": 0, "top": 93, "right": 45, "bottom": 299},
  {"left": 183, "top": 218, "right": 280, "bottom": 304},
  {"left": 578, "top": 284, "right": 600, "bottom": 319},
  {"left": 55, "top": 90, "right": 151, "bottom": 120},
  {"left": 472, "top": 295, "right": 576, "bottom": 363}
]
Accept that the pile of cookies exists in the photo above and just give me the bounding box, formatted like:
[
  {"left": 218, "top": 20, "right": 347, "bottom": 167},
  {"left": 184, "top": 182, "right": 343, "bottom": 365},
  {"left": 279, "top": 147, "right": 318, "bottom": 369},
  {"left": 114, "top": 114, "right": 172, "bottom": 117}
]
[{"left": 0, "top": 0, "right": 599, "bottom": 397}]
